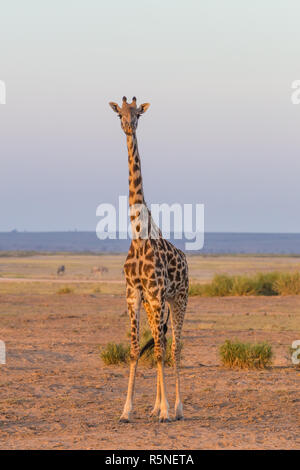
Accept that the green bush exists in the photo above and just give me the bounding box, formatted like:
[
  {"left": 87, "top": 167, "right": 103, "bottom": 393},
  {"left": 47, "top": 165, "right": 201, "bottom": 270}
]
[
  {"left": 93, "top": 286, "right": 102, "bottom": 294},
  {"left": 274, "top": 272, "right": 300, "bottom": 295},
  {"left": 204, "top": 274, "right": 234, "bottom": 296},
  {"left": 219, "top": 340, "right": 273, "bottom": 369},
  {"left": 139, "top": 328, "right": 182, "bottom": 367},
  {"left": 230, "top": 275, "right": 256, "bottom": 296},
  {"left": 188, "top": 271, "right": 300, "bottom": 297},
  {"left": 57, "top": 286, "right": 73, "bottom": 294},
  {"left": 100, "top": 342, "right": 130, "bottom": 365},
  {"left": 100, "top": 329, "right": 182, "bottom": 367},
  {"left": 252, "top": 272, "right": 279, "bottom": 296},
  {"left": 188, "top": 283, "right": 204, "bottom": 296}
]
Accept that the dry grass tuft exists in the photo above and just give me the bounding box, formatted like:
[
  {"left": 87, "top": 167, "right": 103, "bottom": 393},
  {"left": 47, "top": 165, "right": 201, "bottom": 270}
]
[
  {"left": 100, "top": 342, "right": 130, "bottom": 365},
  {"left": 274, "top": 272, "right": 300, "bottom": 295},
  {"left": 189, "top": 271, "right": 300, "bottom": 297},
  {"left": 139, "top": 329, "right": 183, "bottom": 367},
  {"left": 57, "top": 286, "right": 74, "bottom": 295},
  {"left": 219, "top": 339, "right": 273, "bottom": 369},
  {"left": 100, "top": 329, "right": 182, "bottom": 367}
]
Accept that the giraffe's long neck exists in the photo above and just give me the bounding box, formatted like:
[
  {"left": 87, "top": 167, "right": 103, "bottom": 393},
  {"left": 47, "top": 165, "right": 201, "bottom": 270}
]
[
  {"left": 126, "top": 133, "right": 161, "bottom": 240},
  {"left": 127, "top": 133, "right": 146, "bottom": 208}
]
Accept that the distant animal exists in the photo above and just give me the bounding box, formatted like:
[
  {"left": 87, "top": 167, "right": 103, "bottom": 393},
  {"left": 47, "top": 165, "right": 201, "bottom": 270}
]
[
  {"left": 91, "top": 266, "right": 109, "bottom": 275},
  {"left": 109, "top": 96, "right": 189, "bottom": 423},
  {"left": 57, "top": 265, "right": 65, "bottom": 275}
]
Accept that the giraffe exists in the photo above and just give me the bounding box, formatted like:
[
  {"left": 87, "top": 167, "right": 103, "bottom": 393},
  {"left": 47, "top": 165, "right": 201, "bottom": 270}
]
[{"left": 109, "top": 96, "right": 189, "bottom": 422}]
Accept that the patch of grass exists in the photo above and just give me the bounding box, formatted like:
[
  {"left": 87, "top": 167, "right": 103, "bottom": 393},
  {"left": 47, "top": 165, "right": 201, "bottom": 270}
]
[
  {"left": 188, "top": 283, "right": 204, "bottom": 296},
  {"left": 219, "top": 339, "right": 273, "bottom": 369},
  {"left": 204, "top": 274, "right": 234, "bottom": 296},
  {"left": 230, "top": 275, "right": 256, "bottom": 296},
  {"left": 100, "top": 342, "right": 130, "bottom": 365},
  {"left": 0, "top": 251, "right": 44, "bottom": 258},
  {"left": 188, "top": 272, "right": 298, "bottom": 297},
  {"left": 57, "top": 286, "right": 73, "bottom": 294},
  {"left": 274, "top": 272, "right": 300, "bottom": 295},
  {"left": 100, "top": 329, "right": 183, "bottom": 367},
  {"left": 253, "top": 272, "right": 279, "bottom": 296},
  {"left": 139, "top": 328, "right": 183, "bottom": 367},
  {"left": 92, "top": 286, "right": 102, "bottom": 294},
  {"left": 0, "top": 280, "right": 123, "bottom": 296}
]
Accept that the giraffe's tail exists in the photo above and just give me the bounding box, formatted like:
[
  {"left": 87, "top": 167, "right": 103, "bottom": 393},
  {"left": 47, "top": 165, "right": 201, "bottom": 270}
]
[{"left": 139, "top": 306, "right": 170, "bottom": 358}]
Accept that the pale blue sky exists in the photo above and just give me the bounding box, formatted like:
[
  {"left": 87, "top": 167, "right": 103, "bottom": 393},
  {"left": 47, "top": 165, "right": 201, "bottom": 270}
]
[{"left": 1, "top": 0, "right": 300, "bottom": 232}]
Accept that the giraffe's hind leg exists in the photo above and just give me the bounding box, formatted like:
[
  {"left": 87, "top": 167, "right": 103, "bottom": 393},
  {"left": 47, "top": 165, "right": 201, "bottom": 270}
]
[{"left": 170, "top": 295, "right": 187, "bottom": 420}]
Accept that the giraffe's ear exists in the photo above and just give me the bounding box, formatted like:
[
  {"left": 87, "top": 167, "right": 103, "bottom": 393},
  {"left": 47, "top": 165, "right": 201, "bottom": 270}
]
[
  {"left": 137, "top": 103, "right": 150, "bottom": 115},
  {"left": 109, "top": 102, "right": 121, "bottom": 114}
]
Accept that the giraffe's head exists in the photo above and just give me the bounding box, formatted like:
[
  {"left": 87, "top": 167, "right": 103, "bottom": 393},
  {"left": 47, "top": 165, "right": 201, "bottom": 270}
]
[{"left": 109, "top": 96, "right": 150, "bottom": 135}]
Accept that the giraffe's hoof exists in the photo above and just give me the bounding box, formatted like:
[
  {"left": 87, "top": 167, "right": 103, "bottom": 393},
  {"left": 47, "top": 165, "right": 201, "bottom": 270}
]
[
  {"left": 119, "top": 416, "right": 130, "bottom": 423},
  {"left": 159, "top": 416, "right": 171, "bottom": 423},
  {"left": 150, "top": 408, "right": 160, "bottom": 417},
  {"left": 175, "top": 414, "right": 184, "bottom": 421},
  {"left": 175, "top": 403, "right": 184, "bottom": 420},
  {"left": 158, "top": 411, "right": 171, "bottom": 423}
]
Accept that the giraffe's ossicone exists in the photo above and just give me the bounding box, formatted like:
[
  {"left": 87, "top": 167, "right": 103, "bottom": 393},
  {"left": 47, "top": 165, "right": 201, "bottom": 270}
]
[{"left": 109, "top": 96, "right": 189, "bottom": 422}]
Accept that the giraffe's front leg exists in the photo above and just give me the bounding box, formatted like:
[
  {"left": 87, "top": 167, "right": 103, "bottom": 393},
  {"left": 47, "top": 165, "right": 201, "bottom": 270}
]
[
  {"left": 157, "top": 359, "right": 170, "bottom": 422},
  {"left": 119, "top": 360, "right": 138, "bottom": 423},
  {"left": 119, "top": 287, "right": 141, "bottom": 423},
  {"left": 143, "top": 301, "right": 162, "bottom": 417},
  {"left": 152, "top": 303, "right": 170, "bottom": 423},
  {"left": 150, "top": 370, "right": 161, "bottom": 417},
  {"left": 150, "top": 331, "right": 168, "bottom": 417}
]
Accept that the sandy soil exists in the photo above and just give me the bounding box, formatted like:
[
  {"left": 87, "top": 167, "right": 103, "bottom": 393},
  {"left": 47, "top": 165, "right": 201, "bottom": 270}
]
[
  {"left": 0, "top": 278, "right": 123, "bottom": 284},
  {"left": 0, "top": 291, "right": 299, "bottom": 450}
]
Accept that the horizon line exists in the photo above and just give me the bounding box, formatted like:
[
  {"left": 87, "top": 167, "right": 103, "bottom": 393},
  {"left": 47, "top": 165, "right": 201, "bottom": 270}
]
[{"left": 1, "top": 231, "right": 300, "bottom": 235}]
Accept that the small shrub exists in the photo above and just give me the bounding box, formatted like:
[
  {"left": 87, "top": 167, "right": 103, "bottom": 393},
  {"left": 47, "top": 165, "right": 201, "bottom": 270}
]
[
  {"left": 100, "top": 342, "right": 130, "bottom": 365},
  {"left": 57, "top": 286, "right": 73, "bottom": 294},
  {"left": 274, "top": 272, "right": 300, "bottom": 295},
  {"left": 188, "top": 283, "right": 204, "bottom": 296},
  {"left": 253, "top": 272, "right": 279, "bottom": 296},
  {"left": 219, "top": 339, "right": 273, "bottom": 369},
  {"left": 139, "top": 328, "right": 183, "bottom": 367},
  {"left": 230, "top": 276, "right": 256, "bottom": 296},
  {"left": 188, "top": 272, "right": 288, "bottom": 297},
  {"left": 100, "top": 329, "right": 183, "bottom": 367},
  {"left": 204, "top": 274, "right": 234, "bottom": 297},
  {"left": 93, "top": 286, "right": 102, "bottom": 294}
]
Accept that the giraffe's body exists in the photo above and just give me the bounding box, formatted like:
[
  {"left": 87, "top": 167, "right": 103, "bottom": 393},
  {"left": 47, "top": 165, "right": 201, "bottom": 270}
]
[{"left": 109, "top": 97, "right": 189, "bottom": 422}]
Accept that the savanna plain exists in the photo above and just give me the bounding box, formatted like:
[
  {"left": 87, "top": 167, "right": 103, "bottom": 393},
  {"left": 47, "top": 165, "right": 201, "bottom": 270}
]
[{"left": 0, "top": 253, "right": 299, "bottom": 449}]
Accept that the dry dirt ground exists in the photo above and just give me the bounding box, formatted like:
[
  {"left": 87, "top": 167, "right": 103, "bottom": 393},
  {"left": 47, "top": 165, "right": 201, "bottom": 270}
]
[{"left": 0, "top": 278, "right": 299, "bottom": 449}]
